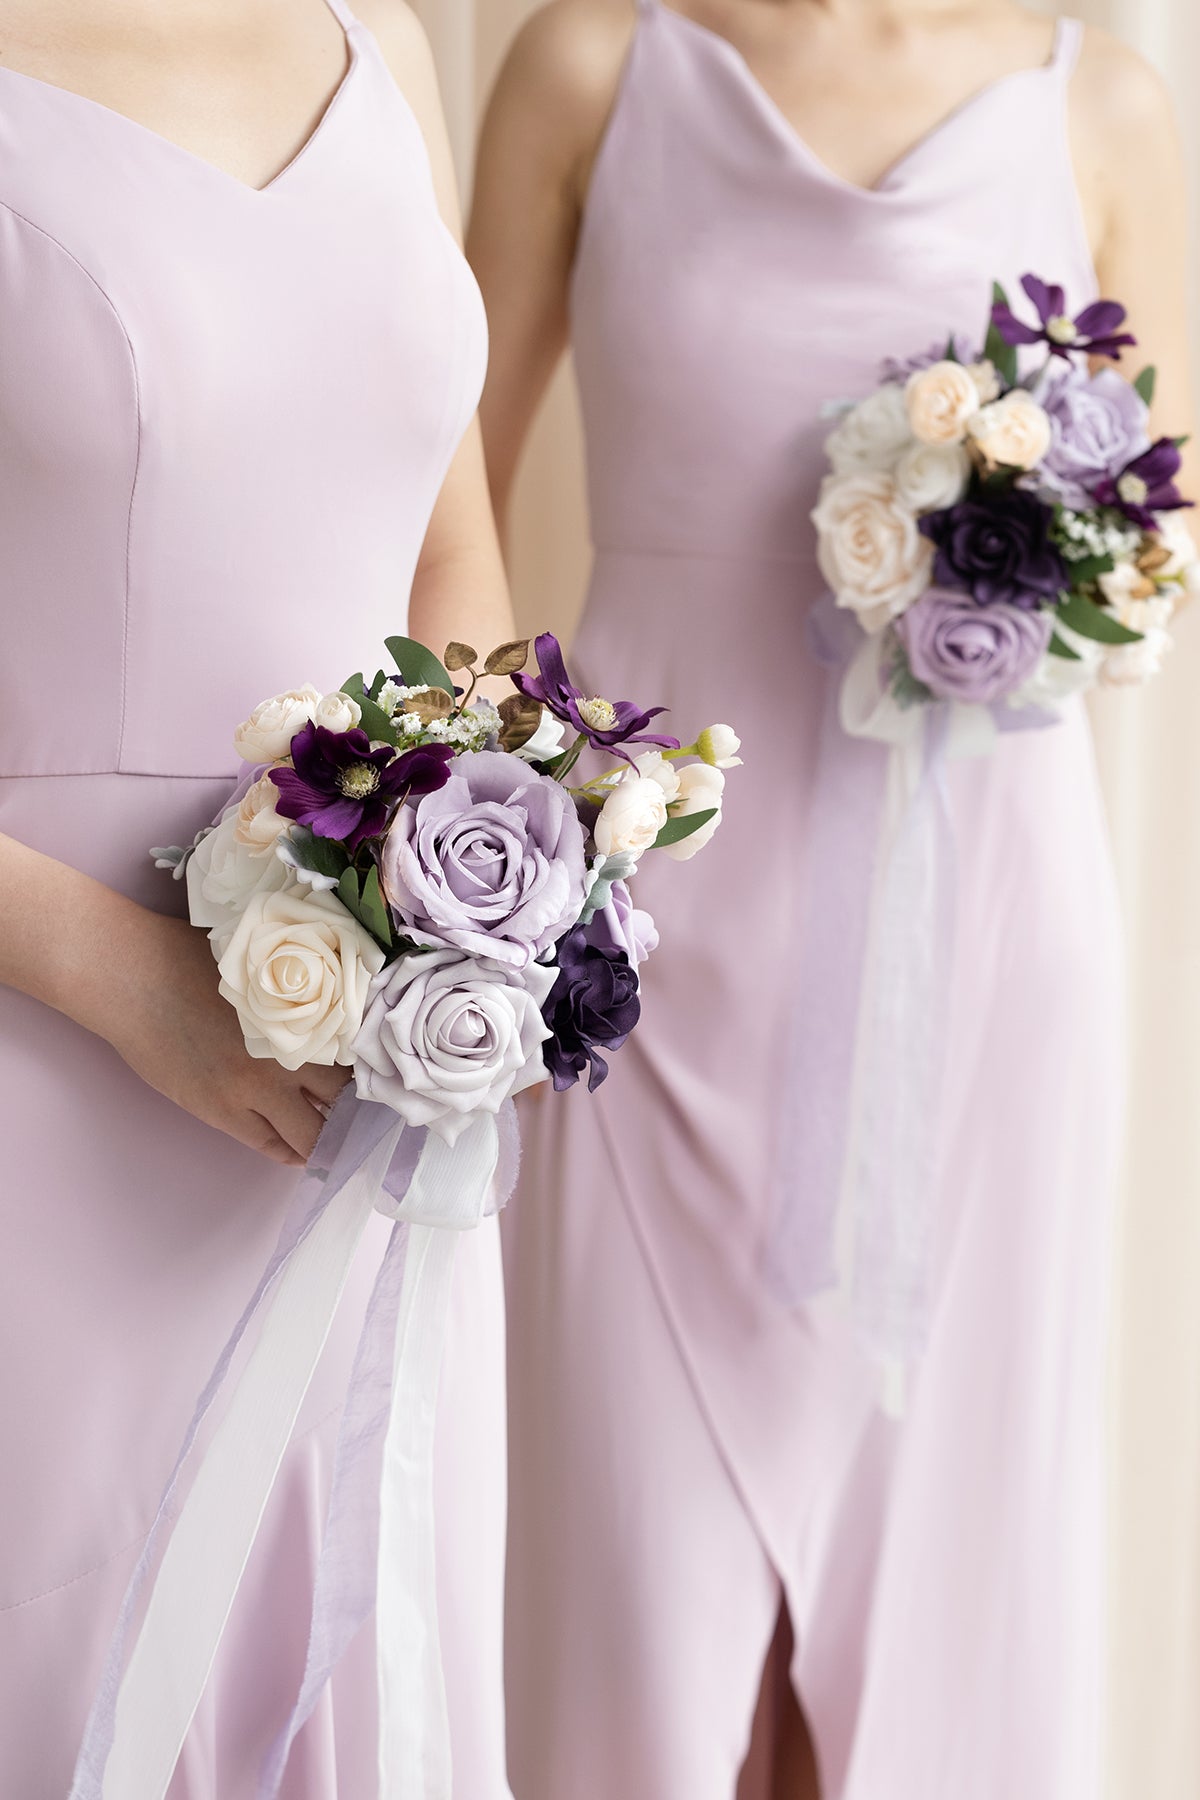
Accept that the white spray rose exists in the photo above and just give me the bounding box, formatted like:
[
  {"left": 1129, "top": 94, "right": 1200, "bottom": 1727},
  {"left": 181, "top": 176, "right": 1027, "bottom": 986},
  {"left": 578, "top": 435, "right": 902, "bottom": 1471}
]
[
  {"left": 233, "top": 685, "right": 322, "bottom": 763},
  {"left": 968, "top": 360, "right": 1002, "bottom": 404},
  {"left": 696, "top": 724, "right": 743, "bottom": 768},
  {"left": 1098, "top": 583, "right": 1176, "bottom": 687},
  {"left": 966, "top": 390, "right": 1053, "bottom": 471},
  {"left": 232, "top": 773, "right": 289, "bottom": 853},
  {"left": 312, "top": 690, "right": 363, "bottom": 734},
  {"left": 812, "top": 471, "right": 935, "bottom": 633},
  {"left": 905, "top": 361, "right": 981, "bottom": 446},
  {"left": 633, "top": 749, "right": 682, "bottom": 802},
  {"left": 515, "top": 707, "right": 567, "bottom": 764},
  {"left": 893, "top": 441, "right": 971, "bottom": 513},
  {"left": 661, "top": 764, "right": 725, "bottom": 863},
  {"left": 594, "top": 773, "right": 669, "bottom": 857},
  {"left": 216, "top": 883, "right": 385, "bottom": 1071},
  {"left": 186, "top": 806, "right": 290, "bottom": 951},
  {"left": 827, "top": 384, "right": 913, "bottom": 475}
]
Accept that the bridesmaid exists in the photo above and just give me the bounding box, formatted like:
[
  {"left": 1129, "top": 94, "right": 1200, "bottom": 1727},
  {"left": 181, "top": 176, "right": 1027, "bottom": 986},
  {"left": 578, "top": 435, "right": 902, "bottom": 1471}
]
[
  {"left": 469, "top": 2, "right": 1195, "bottom": 1797},
  {"left": 0, "top": 0, "right": 516, "bottom": 1793}
]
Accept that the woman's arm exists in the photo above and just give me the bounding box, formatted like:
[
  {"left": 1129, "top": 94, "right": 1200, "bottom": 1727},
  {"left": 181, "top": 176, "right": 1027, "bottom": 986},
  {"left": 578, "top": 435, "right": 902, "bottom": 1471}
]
[
  {"left": 465, "top": 0, "right": 633, "bottom": 540},
  {"left": 1073, "top": 30, "right": 1197, "bottom": 494}
]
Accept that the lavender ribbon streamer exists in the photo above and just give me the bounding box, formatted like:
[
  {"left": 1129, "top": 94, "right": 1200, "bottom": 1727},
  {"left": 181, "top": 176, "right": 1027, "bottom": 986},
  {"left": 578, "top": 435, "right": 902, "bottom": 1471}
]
[
  {"left": 764, "top": 598, "right": 955, "bottom": 1386},
  {"left": 70, "top": 1087, "right": 400, "bottom": 1800}
]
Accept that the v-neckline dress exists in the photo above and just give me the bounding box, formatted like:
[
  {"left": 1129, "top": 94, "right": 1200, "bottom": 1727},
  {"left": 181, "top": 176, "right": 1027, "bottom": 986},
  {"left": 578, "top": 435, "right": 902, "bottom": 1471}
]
[
  {"left": 503, "top": 9, "right": 1122, "bottom": 1798},
  {"left": 0, "top": 4, "right": 512, "bottom": 1795}
]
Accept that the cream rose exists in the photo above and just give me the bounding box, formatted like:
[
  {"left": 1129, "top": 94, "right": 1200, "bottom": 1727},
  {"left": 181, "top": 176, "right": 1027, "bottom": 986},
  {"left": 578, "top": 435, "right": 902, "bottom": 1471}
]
[
  {"left": 966, "top": 390, "right": 1053, "bottom": 471},
  {"left": 893, "top": 441, "right": 971, "bottom": 514},
  {"left": 216, "top": 883, "right": 385, "bottom": 1070},
  {"left": 594, "top": 773, "right": 670, "bottom": 857},
  {"left": 312, "top": 689, "right": 363, "bottom": 734},
  {"left": 233, "top": 685, "right": 322, "bottom": 763},
  {"left": 968, "top": 359, "right": 1002, "bottom": 405},
  {"left": 662, "top": 764, "right": 725, "bottom": 863},
  {"left": 827, "top": 384, "right": 913, "bottom": 475},
  {"left": 812, "top": 471, "right": 935, "bottom": 633},
  {"left": 185, "top": 806, "right": 289, "bottom": 951},
  {"left": 633, "top": 749, "right": 682, "bottom": 802},
  {"left": 905, "top": 361, "right": 981, "bottom": 446},
  {"left": 232, "top": 773, "right": 289, "bottom": 853}
]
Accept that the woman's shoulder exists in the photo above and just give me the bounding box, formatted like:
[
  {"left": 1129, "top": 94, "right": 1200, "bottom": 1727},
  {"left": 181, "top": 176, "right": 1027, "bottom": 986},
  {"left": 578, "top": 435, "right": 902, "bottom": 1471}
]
[
  {"left": 488, "top": 0, "right": 636, "bottom": 125},
  {"left": 1070, "top": 20, "right": 1178, "bottom": 140}
]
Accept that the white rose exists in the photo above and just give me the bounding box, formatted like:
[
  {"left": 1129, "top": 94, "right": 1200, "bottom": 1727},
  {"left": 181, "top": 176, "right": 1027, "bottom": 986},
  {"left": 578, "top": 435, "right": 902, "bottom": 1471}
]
[
  {"left": 515, "top": 707, "right": 567, "bottom": 764},
  {"left": 186, "top": 806, "right": 290, "bottom": 949},
  {"left": 893, "top": 442, "right": 971, "bottom": 514},
  {"left": 312, "top": 690, "right": 363, "bottom": 734},
  {"left": 633, "top": 749, "right": 682, "bottom": 802},
  {"left": 354, "top": 949, "right": 553, "bottom": 1143},
  {"left": 696, "top": 724, "right": 743, "bottom": 769},
  {"left": 812, "top": 471, "right": 934, "bottom": 633},
  {"left": 216, "top": 883, "right": 385, "bottom": 1071},
  {"left": 1150, "top": 513, "right": 1200, "bottom": 605},
  {"left": 661, "top": 763, "right": 725, "bottom": 863},
  {"left": 966, "top": 390, "right": 1053, "bottom": 471},
  {"left": 1096, "top": 578, "right": 1176, "bottom": 687},
  {"left": 1009, "top": 624, "right": 1104, "bottom": 712},
  {"left": 233, "top": 685, "right": 322, "bottom": 763},
  {"left": 968, "top": 360, "right": 1002, "bottom": 405},
  {"left": 594, "top": 773, "right": 670, "bottom": 857},
  {"left": 905, "top": 361, "right": 981, "bottom": 446},
  {"left": 827, "top": 384, "right": 913, "bottom": 475},
  {"left": 232, "top": 773, "right": 288, "bottom": 852},
  {"left": 1101, "top": 628, "right": 1174, "bottom": 686}
]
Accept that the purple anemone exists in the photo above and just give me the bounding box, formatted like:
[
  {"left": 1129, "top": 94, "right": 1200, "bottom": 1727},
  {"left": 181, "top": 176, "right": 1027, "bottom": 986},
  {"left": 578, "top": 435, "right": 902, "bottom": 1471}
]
[
  {"left": 1092, "top": 438, "right": 1194, "bottom": 531},
  {"left": 270, "top": 724, "right": 453, "bottom": 850},
  {"left": 514, "top": 633, "right": 679, "bottom": 757},
  {"left": 992, "top": 275, "right": 1137, "bottom": 362}
]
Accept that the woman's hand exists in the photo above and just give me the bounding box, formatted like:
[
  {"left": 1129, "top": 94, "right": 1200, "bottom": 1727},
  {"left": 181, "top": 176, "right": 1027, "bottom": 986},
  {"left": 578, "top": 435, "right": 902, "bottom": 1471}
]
[
  {"left": 109, "top": 912, "right": 349, "bottom": 1167},
  {"left": 0, "top": 832, "right": 347, "bottom": 1167}
]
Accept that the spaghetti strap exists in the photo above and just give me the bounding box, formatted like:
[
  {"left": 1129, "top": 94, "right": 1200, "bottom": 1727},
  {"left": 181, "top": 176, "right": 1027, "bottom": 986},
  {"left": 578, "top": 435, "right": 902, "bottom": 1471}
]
[
  {"left": 322, "top": 0, "right": 359, "bottom": 30},
  {"left": 1052, "top": 17, "right": 1085, "bottom": 78}
]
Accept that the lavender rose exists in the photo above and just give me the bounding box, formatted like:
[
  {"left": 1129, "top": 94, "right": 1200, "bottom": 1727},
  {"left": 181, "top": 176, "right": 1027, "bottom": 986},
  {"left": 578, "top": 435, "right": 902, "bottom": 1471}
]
[
  {"left": 1035, "top": 363, "right": 1151, "bottom": 509},
  {"left": 920, "top": 490, "right": 1067, "bottom": 609},
  {"left": 354, "top": 949, "right": 553, "bottom": 1142},
  {"left": 380, "top": 750, "right": 588, "bottom": 968},
  {"left": 542, "top": 920, "right": 642, "bottom": 1092},
  {"left": 588, "top": 879, "right": 659, "bottom": 970},
  {"left": 897, "top": 588, "right": 1052, "bottom": 705}
]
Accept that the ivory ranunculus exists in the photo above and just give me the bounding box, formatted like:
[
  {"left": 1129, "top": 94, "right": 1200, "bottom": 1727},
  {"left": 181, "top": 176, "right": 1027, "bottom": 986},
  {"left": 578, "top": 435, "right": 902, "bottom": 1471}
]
[
  {"left": 966, "top": 390, "right": 1053, "bottom": 471},
  {"left": 594, "top": 773, "right": 669, "bottom": 857},
  {"left": 827, "top": 384, "right": 913, "bottom": 474},
  {"left": 233, "top": 685, "right": 321, "bottom": 763},
  {"left": 232, "top": 773, "right": 289, "bottom": 852},
  {"left": 354, "top": 949, "right": 553, "bottom": 1141},
  {"left": 894, "top": 441, "right": 971, "bottom": 514},
  {"left": 813, "top": 471, "right": 935, "bottom": 633},
  {"left": 661, "top": 764, "right": 725, "bottom": 863},
  {"left": 312, "top": 690, "right": 363, "bottom": 735},
  {"left": 216, "top": 883, "right": 385, "bottom": 1070},
  {"left": 905, "top": 361, "right": 981, "bottom": 446},
  {"left": 186, "top": 806, "right": 289, "bottom": 950}
]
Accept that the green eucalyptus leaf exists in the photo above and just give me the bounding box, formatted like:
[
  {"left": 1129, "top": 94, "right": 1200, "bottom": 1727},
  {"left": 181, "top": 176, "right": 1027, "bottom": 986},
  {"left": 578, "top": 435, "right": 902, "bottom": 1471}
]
[
  {"left": 1063, "top": 552, "right": 1116, "bottom": 587},
  {"left": 1047, "top": 632, "right": 1083, "bottom": 662},
  {"left": 355, "top": 694, "right": 399, "bottom": 747},
  {"left": 384, "top": 634, "right": 456, "bottom": 698},
  {"left": 983, "top": 281, "right": 1019, "bottom": 390},
  {"left": 340, "top": 672, "right": 367, "bottom": 705},
  {"left": 1056, "top": 592, "right": 1143, "bottom": 647},
  {"left": 1133, "top": 365, "right": 1157, "bottom": 407},
  {"left": 337, "top": 867, "right": 363, "bottom": 919},
  {"left": 654, "top": 807, "right": 718, "bottom": 850},
  {"left": 358, "top": 865, "right": 394, "bottom": 948},
  {"left": 287, "top": 827, "right": 350, "bottom": 880}
]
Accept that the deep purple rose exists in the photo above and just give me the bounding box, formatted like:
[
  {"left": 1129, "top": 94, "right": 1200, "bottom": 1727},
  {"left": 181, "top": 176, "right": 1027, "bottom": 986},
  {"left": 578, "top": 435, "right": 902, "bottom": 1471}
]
[
  {"left": 920, "top": 491, "right": 1067, "bottom": 609},
  {"left": 541, "top": 921, "right": 642, "bottom": 1093},
  {"left": 270, "top": 724, "right": 453, "bottom": 850},
  {"left": 897, "top": 589, "right": 1052, "bottom": 706},
  {"left": 514, "top": 633, "right": 679, "bottom": 758},
  {"left": 1093, "top": 437, "right": 1194, "bottom": 530},
  {"left": 1035, "top": 363, "right": 1151, "bottom": 510},
  {"left": 992, "top": 274, "right": 1137, "bottom": 362},
  {"left": 379, "top": 750, "right": 589, "bottom": 968}
]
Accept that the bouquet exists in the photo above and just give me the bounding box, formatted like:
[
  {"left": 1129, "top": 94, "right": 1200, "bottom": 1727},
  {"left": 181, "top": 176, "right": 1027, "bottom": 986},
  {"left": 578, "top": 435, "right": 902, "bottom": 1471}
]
[
  {"left": 84, "top": 633, "right": 739, "bottom": 1800},
  {"left": 813, "top": 272, "right": 1197, "bottom": 721}
]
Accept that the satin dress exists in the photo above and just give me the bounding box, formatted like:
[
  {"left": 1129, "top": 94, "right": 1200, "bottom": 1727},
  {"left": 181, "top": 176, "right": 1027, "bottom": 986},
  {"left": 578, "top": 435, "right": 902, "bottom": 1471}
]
[
  {"left": 503, "top": 10, "right": 1121, "bottom": 1798},
  {"left": 0, "top": 3, "right": 511, "bottom": 1794}
]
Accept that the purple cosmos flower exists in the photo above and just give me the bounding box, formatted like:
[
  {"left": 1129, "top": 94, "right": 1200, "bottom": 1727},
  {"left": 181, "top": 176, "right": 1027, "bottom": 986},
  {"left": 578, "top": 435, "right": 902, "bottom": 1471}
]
[
  {"left": 270, "top": 724, "right": 453, "bottom": 850},
  {"left": 920, "top": 491, "right": 1068, "bottom": 610},
  {"left": 541, "top": 919, "right": 642, "bottom": 1092},
  {"left": 992, "top": 274, "right": 1137, "bottom": 362},
  {"left": 897, "top": 589, "right": 1052, "bottom": 706},
  {"left": 1092, "top": 438, "right": 1194, "bottom": 530},
  {"left": 514, "top": 633, "right": 679, "bottom": 757}
]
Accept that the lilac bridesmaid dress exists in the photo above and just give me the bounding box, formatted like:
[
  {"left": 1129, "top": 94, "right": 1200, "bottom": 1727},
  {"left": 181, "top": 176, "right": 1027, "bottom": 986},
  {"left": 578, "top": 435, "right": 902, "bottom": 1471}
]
[
  {"left": 503, "top": 9, "right": 1121, "bottom": 1798},
  {"left": 0, "top": 4, "right": 511, "bottom": 1795}
]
